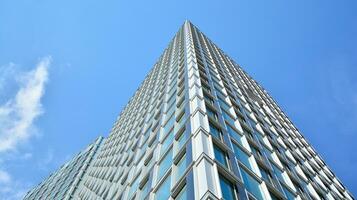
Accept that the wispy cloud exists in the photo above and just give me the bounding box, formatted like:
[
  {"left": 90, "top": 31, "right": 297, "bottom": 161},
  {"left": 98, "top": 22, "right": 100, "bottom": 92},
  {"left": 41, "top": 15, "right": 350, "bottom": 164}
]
[
  {"left": 0, "top": 168, "right": 30, "bottom": 200},
  {"left": 0, "top": 57, "right": 51, "bottom": 200},
  {"left": 0, "top": 62, "right": 16, "bottom": 93},
  {"left": 0, "top": 169, "right": 11, "bottom": 184},
  {"left": 0, "top": 165, "right": 31, "bottom": 200},
  {"left": 0, "top": 56, "right": 51, "bottom": 152}
]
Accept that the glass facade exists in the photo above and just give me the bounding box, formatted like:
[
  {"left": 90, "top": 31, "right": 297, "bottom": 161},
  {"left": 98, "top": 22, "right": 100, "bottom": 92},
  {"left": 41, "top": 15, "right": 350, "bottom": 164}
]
[
  {"left": 155, "top": 174, "right": 171, "bottom": 200},
  {"left": 23, "top": 137, "right": 104, "bottom": 199},
  {"left": 214, "top": 144, "right": 230, "bottom": 169},
  {"left": 24, "top": 21, "right": 354, "bottom": 200},
  {"left": 240, "top": 168, "right": 264, "bottom": 200},
  {"left": 219, "top": 175, "right": 238, "bottom": 200}
]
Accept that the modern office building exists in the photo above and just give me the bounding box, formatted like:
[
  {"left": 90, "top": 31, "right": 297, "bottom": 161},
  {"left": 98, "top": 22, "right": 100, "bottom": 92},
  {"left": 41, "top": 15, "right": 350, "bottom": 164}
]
[
  {"left": 25, "top": 21, "right": 353, "bottom": 200},
  {"left": 23, "top": 137, "right": 104, "bottom": 199}
]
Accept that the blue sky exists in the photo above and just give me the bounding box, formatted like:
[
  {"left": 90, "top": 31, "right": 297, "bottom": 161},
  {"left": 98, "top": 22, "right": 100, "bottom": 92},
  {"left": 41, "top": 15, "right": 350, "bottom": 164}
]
[{"left": 0, "top": 0, "right": 356, "bottom": 198}]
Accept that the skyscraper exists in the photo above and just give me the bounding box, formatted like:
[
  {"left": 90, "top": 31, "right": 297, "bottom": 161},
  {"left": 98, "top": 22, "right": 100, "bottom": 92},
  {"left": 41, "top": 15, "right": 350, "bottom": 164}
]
[{"left": 24, "top": 21, "right": 353, "bottom": 200}]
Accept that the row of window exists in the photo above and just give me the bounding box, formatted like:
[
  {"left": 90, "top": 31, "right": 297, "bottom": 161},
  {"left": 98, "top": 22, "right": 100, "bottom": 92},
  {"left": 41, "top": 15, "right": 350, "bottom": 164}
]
[
  {"left": 24, "top": 139, "right": 103, "bottom": 199},
  {"left": 75, "top": 28, "right": 191, "bottom": 200},
  {"left": 191, "top": 28, "right": 351, "bottom": 199}
]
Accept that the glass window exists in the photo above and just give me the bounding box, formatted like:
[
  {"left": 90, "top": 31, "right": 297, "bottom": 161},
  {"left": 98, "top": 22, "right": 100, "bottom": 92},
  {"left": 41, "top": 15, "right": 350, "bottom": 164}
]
[
  {"left": 165, "top": 113, "right": 176, "bottom": 127},
  {"left": 251, "top": 146, "right": 263, "bottom": 161},
  {"left": 214, "top": 144, "right": 230, "bottom": 168},
  {"left": 247, "top": 117, "right": 256, "bottom": 128},
  {"left": 263, "top": 147, "right": 273, "bottom": 161},
  {"left": 175, "top": 153, "right": 187, "bottom": 182},
  {"left": 176, "top": 130, "right": 187, "bottom": 152},
  {"left": 240, "top": 168, "right": 264, "bottom": 200},
  {"left": 227, "top": 125, "right": 243, "bottom": 146},
  {"left": 209, "top": 123, "right": 223, "bottom": 140},
  {"left": 271, "top": 163, "right": 284, "bottom": 183},
  {"left": 259, "top": 166, "right": 275, "bottom": 187},
  {"left": 155, "top": 174, "right": 171, "bottom": 200},
  {"left": 161, "top": 131, "right": 174, "bottom": 156},
  {"left": 218, "top": 98, "right": 231, "bottom": 111},
  {"left": 166, "top": 103, "right": 176, "bottom": 119},
  {"left": 255, "top": 132, "right": 265, "bottom": 146},
  {"left": 282, "top": 185, "right": 295, "bottom": 200},
  {"left": 222, "top": 110, "right": 236, "bottom": 126},
  {"left": 292, "top": 181, "right": 304, "bottom": 195},
  {"left": 146, "top": 152, "right": 155, "bottom": 169},
  {"left": 175, "top": 185, "right": 187, "bottom": 200},
  {"left": 140, "top": 178, "right": 150, "bottom": 200},
  {"left": 167, "top": 92, "right": 176, "bottom": 107},
  {"left": 219, "top": 175, "right": 237, "bottom": 200},
  {"left": 214, "top": 83, "right": 224, "bottom": 93},
  {"left": 204, "top": 94, "right": 214, "bottom": 105},
  {"left": 176, "top": 111, "right": 186, "bottom": 130},
  {"left": 128, "top": 176, "right": 140, "bottom": 198},
  {"left": 202, "top": 83, "right": 211, "bottom": 94},
  {"left": 163, "top": 115, "right": 175, "bottom": 138},
  {"left": 232, "top": 143, "right": 252, "bottom": 171},
  {"left": 207, "top": 107, "right": 218, "bottom": 121},
  {"left": 158, "top": 149, "right": 173, "bottom": 180},
  {"left": 242, "top": 127, "right": 254, "bottom": 140},
  {"left": 269, "top": 192, "right": 280, "bottom": 200}
]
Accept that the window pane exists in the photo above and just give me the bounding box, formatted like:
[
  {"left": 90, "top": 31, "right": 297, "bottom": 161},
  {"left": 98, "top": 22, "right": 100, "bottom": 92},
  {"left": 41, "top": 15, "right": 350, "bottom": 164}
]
[
  {"left": 247, "top": 117, "right": 256, "bottom": 128},
  {"left": 166, "top": 104, "right": 176, "bottom": 119},
  {"left": 218, "top": 98, "right": 230, "bottom": 111},
  {"left": 251, "top": 146, "right": 263, "bottom": 160},
  {"left": 158, "top": 149, "right": 173, "bottom": 180},
  {"left": 282, "top": 185, "right": 295, "bottom": 200},
  {"left": 175, "top": 154, "right": 187, "bottom": 182},
  {"left": 161, "top": 131, "right": 174, "bottom": 156},
  {"left": 176, "top": 130, "right": 187, "bottom": 152},
  {"left": 207, "top": 107, "right": 218, "bottom": 121},
  {"left": 219, "top": 175, "right": 237, "bottom": 200},
  {"left": 263, "top": 147, "right": 273, "bottom": 160},
  {"left": 140, "top": 179, "right": 150, "bottom": 200},
  {"left": 255, "top": 132, "right": 265, "bottom": 145},
  {"left": 155, "top": 174, "right": 171, "bottom": 200},
  {"left": 214, "top": 145, "right": 229, "bottom": 168},
  {"left": 260, "top": 167, "right": 269, "bottom": 181},
  {"left": 232, "top": 143, "right": 252, "bottom": 171},
  {"left": 227, "top": 125, "right": 243, "bottom": 146},
  {"left": 209, "top": 123, "right": 222, "bottom": 140},
  {"left": 271, "top": 163, "right": 284, "bottom": 183},
  {"left": 204, "top": 94, "right": 214, "bottom": 105},
  {"left": 128, "top": 176, "right": 140, "bottom": 198},
  {"left": 240, "top": 168, "right": 264, "bottom": 200},
  {"left": 163, "top": 115, "right": 175, "bottom": 138},
  {"left": 222, "top": 111, "right": 236, "bottom": 126},
  {"left": 269, "top": 192, "right": 280, "bottom": 200},
  {"left": 176, "top": 112, "right": 186, "bottom": 130},
  {"left": 259, "top": 166, "right": 275, "bottom": 187},
  {"left": 175, "top": 185, "right": 187, "bottom": 200}
]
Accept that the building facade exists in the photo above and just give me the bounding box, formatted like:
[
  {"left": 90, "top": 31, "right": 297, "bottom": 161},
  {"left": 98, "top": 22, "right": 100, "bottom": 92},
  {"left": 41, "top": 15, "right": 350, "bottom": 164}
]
[
  {"left": 23, "top": 137, "right": 104, "bottom": 199},
  {"left": 25, "top": 21, "right": 353, "bottom": 200}
]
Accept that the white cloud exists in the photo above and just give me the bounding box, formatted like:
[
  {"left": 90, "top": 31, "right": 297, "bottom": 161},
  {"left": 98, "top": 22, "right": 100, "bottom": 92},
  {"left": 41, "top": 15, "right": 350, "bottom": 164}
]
[
  {"left": 0, "top": 169, "right": 30, "bottom": 200},
  {"left": 0, "top": 57, "right": 51, "bottom": 152},
  {"left": 0, "top": 169, "right": 11, "bottom": 184},
  {"left": 22, "top": 152, "right": 33, "bottom": 160},
  {"left": 0, "top": 62, "right": 16, "bottom": 93},
  {"left": 0, "top": 57, "right": 51, "bottom": 200}
]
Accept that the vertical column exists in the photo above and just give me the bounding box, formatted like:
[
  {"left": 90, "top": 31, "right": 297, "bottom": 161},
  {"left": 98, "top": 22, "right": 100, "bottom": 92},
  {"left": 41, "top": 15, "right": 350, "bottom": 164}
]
[{"left": 184, "top": 21, "right": 220, "bottom": 200}]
